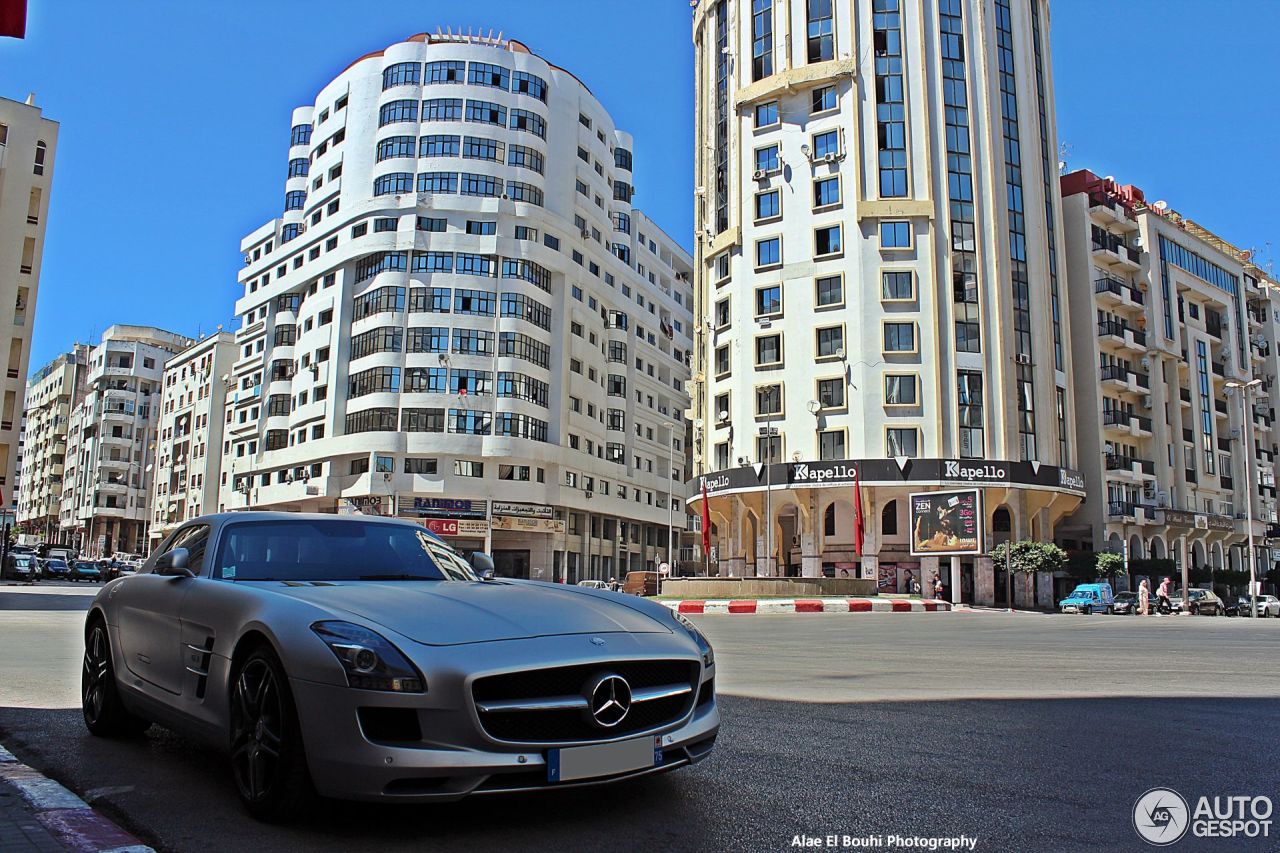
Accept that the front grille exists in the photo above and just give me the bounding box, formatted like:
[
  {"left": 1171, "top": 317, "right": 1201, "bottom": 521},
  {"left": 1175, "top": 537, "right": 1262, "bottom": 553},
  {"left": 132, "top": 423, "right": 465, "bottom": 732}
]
[{"left": 472, "top": 659, "right": 698, "bottom": 744}]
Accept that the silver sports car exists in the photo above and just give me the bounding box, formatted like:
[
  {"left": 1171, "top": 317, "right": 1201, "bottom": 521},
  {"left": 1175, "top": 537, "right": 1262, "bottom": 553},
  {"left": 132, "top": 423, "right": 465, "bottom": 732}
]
[{"left": 82, "top": 513, "right": 718, "bottom": 819}]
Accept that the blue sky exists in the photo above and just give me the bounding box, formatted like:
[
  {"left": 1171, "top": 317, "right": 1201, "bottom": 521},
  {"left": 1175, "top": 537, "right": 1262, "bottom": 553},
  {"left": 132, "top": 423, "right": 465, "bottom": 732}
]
[{"left": 2, "top": 0, "right": 1276, "bottom": 373}]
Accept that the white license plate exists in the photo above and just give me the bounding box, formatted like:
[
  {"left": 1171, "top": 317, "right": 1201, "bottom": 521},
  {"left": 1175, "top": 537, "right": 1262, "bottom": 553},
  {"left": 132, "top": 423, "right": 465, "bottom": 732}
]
[{"left": 547, "top": 736, "right": 660, "bottom": 783}]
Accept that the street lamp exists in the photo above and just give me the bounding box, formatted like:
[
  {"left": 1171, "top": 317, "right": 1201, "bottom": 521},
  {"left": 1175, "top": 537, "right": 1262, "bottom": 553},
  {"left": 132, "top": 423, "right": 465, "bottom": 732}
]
[{"left": 1226, "top": 377, "right": 1264, "bottom": 618}]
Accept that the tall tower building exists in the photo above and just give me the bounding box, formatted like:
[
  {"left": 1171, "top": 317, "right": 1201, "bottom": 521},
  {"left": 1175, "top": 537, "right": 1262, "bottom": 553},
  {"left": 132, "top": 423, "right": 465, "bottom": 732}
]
[
  {"left": 0, "top": 94, "right": 57, "bottom": 516},
  {"left": 225, "top": 32, "right": 693, "bottom": 581},
  {"left": 17, "top": 345, "right": 89, "bottom": 541},
  {"left": 690, "top": 1, "right": 1082, "bottom": 603}
]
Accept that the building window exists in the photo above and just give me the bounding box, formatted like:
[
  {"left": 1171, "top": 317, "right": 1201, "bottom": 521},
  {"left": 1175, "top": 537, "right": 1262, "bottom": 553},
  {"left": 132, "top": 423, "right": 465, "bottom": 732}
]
[
  {"left": 817, "top": 377, "right": 845, "bottom": 410},
  {"left": 755, "top": 101, "right": 779, "bottom": 128},
  {"left": 873, "top": 0, "right": 907, "bottom": 196},
  {"left": 813, "top": 176, "right": 840, "bottom": 208},
  {"left": 814, "top": 225, "right": 842, "bottom": 257},
  {"left": 373, "top": 173, "right": 414, "bottom": 196},
  {"left": 815, "top": 274, "right": 843, "bottom": 307},
  {"left": 468, "top": 61, "right": 510, "bottom": 89},
  {"left": 812, "top": 85, "right": 837, "bottom": 114},
  {"left": 882, "top": 501, "right": 899, "bottom": 536},
  {"left": 454, "top": 460, "right": 484, "bottom": 477},
  {"left": 807, "top": 0, "right": 835, "bottom": 63},
  {"left": 417, "top": 216, "right": 446, "bottom": 232},
  {"left": 382, "top": 61, "right": 421, "bottom": 89},
  {"left": 424, "top": 60, "right": 464, "bottom": 84},
  {"left": 886, "top": 427, "right": 918, "bottom": 458},
  {"left": 754, "top": 144, "right": 779, "bottom": 173},
  {"left": 755, "top": 237, "right": 781, "bottom": 268},
  {"left": 423, "top": 98, "right": 464, "bottom": 121},
  {"left": 958, "top": 371, "right": 984, "bottom": 458},
  {"left": 290, "top": 124, "right": 312, "bottom": 146},
  {"left": 512, "top": 70, "right": 547, "bottom": 101},
  {"left": 815, "top": 325, "right": 844, "bottom": 358},
  {"left": 378, "top": 99, "right": 418, "bottom": 127},
  {"left": 714, "top": 345, "right": 731, "bottom": 377},
  {"left": 755, "top": 284, "right": 781, "bottom": 317},
  {"left": 883, "top": 322, "right": 916, "bottom": 353},
  {"left": 509, "top": 109, "right": 546, "bottom": 138},
  {"left": 880, "top": 220, "right": 911, "bottom": 248},
  {"left": 755, "top": 189, "right": 780, "bottom": 221},
  {"left": 881, "top": 270, "right": 913, "bottom": 300},
  {"left": 751, "top": 0, "right": 774, "bottom": 81},
  {"left": 755, "top": 334, "right": 783, "bottom": 367},
  {"left": 818, "top": 429, "right": 845, "bottom": 460},
  {"left": 418, "top": 171, "right": 458, "bottom": 194},
  {"left": 420, "top": 134, "right": 461, "bottom": 157},
  {"left": 755, "top": 383, "right": 783, "bottom": 416},
  {"left": 884, "top": 373, "right": 917, "bottom": 406},
  {"left": 812, "top": 129, "right": 839, "bottom": 159},
  {"left": 465, "top": 99, "right": 506, "bottom": 125}
]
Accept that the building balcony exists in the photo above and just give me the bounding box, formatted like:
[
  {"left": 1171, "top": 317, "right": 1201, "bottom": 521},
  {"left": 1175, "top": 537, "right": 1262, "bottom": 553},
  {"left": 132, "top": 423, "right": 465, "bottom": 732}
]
[
  {"left": 1215, "top": 399, "right": 1229, "bottom": 417},
  {"left": 1102, "top": 410, "right": 1150, "bottom": 436},
  {"left": 1107, "top": 501, "right": 1137, "bottom": 520},
  {"left": 1094, "top": 277, "right": 1145, "bottom": 311},
  {"left": 1180, "top": 387, "right": 1192, "bottom": 406}
]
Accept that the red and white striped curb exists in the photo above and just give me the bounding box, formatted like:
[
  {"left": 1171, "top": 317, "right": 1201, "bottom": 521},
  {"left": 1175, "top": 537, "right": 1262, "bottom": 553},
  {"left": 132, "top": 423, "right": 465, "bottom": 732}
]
[
  {"left": 665, "top": 598, "right": 952, "bottom": 615},
  {"left": 0, "top": 744, "right": 153, "bottom": 853}
]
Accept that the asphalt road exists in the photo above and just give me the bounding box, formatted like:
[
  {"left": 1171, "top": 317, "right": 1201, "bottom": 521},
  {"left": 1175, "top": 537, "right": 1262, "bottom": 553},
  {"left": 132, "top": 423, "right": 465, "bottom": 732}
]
[{"left": 1, "top": 582, "right": 1278, "bottom": 852}]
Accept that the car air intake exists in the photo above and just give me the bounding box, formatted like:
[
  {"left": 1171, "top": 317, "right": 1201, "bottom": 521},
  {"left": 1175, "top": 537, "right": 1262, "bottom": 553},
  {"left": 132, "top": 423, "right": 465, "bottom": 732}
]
[{"left": 472, "top": 659, "right": 699, "bottom": 744}]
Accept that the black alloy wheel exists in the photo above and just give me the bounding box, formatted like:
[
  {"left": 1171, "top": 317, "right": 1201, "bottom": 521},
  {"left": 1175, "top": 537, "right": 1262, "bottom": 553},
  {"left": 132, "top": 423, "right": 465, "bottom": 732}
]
[
  {"left": 229, "top": 648, "right": 313, "bottom": 821},
  {"left": 82, "top": 621, "right": 149, "bottom": 736}
]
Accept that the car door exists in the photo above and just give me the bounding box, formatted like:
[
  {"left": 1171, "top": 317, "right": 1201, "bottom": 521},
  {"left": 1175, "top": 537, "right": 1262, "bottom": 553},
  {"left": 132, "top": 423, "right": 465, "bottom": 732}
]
[{"left": 115, "top": 524, "right": 211, "bottom": 696}]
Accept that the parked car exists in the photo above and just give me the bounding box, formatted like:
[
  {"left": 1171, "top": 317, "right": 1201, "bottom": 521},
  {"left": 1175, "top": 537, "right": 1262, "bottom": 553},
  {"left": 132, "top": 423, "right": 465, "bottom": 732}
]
[
  {"left": 576, "top": 580, "right": 608, "bottom": 590},
  {"left": 622, "top": 570, "right": 660, "bottom": 597},
  {"left": 82, "top": 513, "right": 717, "bottom": 819},
  {"left": 1058, "top": 582, "right": 1115, "bottom": 614},
  {"left": 1169, "top": 588, "right": 1226, "bottom": 616},
  {"left": 1238, "top": 594, "right": 1280, "bottom": 618},
  {"left": 1112, "top": 590, "right": 1142, "bottom": 614},
  {"left": 4, "top": 552, "right": 41, "bottom": 581},
  {"left": 41, "top": 558, "right": 71, "bottom": 579},
  {"left": 72, "top": 561, "right": 103, "bottom": 583}
]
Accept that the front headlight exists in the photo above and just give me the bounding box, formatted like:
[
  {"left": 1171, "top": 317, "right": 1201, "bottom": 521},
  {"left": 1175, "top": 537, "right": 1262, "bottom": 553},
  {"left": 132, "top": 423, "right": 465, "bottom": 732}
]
[
  {"left": 673, "top": 611, "right": 714, "bottom": 668},
  {"left": 311, "top": 621, "right": 426, "bottom": 693}
]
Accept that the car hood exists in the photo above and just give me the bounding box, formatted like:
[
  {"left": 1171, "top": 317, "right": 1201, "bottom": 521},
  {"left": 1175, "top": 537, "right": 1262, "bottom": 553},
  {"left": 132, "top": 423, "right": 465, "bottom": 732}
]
[{"left": 260, "top": 580, "right": 671, "bottom": 646}]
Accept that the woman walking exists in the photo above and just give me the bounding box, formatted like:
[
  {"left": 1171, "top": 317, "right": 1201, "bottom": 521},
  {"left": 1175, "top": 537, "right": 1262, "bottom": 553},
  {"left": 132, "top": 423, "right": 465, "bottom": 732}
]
[{"left": 1138, "top": 578, "right": 1151, "bottom": 616}]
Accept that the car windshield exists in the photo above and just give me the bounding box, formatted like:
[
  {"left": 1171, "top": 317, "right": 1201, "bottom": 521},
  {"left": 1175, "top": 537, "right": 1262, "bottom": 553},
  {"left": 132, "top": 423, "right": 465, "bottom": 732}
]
[{"left": 214, "top": 519, "right": 478, "bottom": 582}]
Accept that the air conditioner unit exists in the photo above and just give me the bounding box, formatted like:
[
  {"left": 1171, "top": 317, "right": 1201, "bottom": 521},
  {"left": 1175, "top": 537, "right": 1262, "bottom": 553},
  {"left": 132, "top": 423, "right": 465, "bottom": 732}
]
[
  {"left": 580, "top": 228, "right": 590, "bottom": 238},
  {"left": 1104, "top": 442, "right": 1115, "bottom": 454},
  {"left": 1015, "top": 353, "right": 1032, "bottom": 365},
  {"left": 820, "top": 152, "right": 840, "bottom": 164},
  {"left": 1133, "top": 236, "right": 1144, "bottom": 249},
  {"left": 243, "top": 255, "right": 253, "bottom": 266},
  {"left": 752, "top": 169, "right": 767, "bottom": 181},
  {"left": 584, "top": 490, "right": 594, "bottom": 498},
  {"left": 1143, "top": 482, "right": 1156, "bottom": 498},
  {"left": 1142, "top": 395, "right": 1153, "bottom": 409}
]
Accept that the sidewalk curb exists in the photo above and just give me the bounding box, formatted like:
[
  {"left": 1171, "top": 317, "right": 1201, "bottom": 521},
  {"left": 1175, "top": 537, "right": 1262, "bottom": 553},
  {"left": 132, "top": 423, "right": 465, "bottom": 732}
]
[
  {"left": 0, "top": 744, "right": 153, "bottom": 853},
  {"left": 664, "top": 598, "right": 952, "bottom": 615}
]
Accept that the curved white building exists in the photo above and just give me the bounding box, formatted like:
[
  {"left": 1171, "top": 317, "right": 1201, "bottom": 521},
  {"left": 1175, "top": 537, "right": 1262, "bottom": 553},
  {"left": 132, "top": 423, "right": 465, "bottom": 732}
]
[
  {"left": 226, "top": 32, "right": 693, "bottom": 581},
  {"left": 690, "top": 1, "right": 1083, "bottom": 603}
]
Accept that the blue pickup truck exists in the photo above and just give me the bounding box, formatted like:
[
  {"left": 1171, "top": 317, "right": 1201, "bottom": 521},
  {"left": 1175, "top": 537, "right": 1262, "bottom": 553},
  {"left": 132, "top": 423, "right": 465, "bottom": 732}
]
[{"left": 1058, "top": 582, "right": 1115, "bottom": 614}]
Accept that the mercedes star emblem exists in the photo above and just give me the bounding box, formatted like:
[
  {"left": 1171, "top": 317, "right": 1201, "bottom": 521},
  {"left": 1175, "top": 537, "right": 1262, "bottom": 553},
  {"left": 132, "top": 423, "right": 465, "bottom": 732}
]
[{"left": 587, "top": 673, "right": 632, "bottom": 728}]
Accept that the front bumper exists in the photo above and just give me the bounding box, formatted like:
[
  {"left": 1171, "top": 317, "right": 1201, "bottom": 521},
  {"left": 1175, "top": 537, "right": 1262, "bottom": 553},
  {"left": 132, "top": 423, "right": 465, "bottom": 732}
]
[{"left": 290, "top": 632, "right": 719, "bottom": 802}]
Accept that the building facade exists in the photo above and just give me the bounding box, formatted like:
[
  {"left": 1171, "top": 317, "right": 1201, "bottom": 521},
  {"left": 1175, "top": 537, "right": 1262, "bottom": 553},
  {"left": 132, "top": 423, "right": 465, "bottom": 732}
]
[
  {"left": 59, "top": 325, "right": 192, "bottom": 557},
  {"left": 16, "top": 345, "right": 88, "bottom": 541},
  {"left": 690, "top": 0, "right": 1082, "bottom": 602},
  {"left": 222, "top": 31, "right": 693, "bottom": 581},
  {"left": 0, "top": 95, "right": 57, "bottom": 514},
  {"left": 149, "top": 332, "right": 236, "bottom": 547},
  {"left": 1059, "top": 170, "right": 1279, "bottom": 585}
]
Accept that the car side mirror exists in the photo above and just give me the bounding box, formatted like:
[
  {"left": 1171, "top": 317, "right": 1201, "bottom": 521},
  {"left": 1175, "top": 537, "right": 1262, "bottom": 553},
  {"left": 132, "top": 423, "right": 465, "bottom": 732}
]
[
  {"left": 467, "top": 551, "right": 495, "bottom": 580},
  {"left": 154, "top": 547, "right": 194, "bottom": 578}
]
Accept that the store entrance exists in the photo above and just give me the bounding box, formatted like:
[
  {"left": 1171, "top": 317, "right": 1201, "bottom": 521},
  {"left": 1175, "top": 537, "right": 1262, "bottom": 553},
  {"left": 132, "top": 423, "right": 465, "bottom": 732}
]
[{"left": 493, "top": 550, "right": 530, "bottom": 579}]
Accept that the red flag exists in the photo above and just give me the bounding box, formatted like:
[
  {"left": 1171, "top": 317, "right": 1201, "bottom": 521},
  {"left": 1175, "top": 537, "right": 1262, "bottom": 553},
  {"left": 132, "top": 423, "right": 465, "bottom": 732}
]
[
  {"left": 852, "top": 465, "right": 864, "bottom": 556},
  {"left": 700, "top": 478, "right": 711, "bottom": 556},
  {"left": 0, "top": 0, "right": 26, "bottom": 38}
]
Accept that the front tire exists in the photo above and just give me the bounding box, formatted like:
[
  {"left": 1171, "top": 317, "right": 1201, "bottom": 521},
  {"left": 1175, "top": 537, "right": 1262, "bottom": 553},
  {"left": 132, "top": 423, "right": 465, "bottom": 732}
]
[
  {"left": 82, "top": 621, "right": 149, "bottom": 737},
  {"left": 229, "top": 647, "right": 314, "bottom": 822}
]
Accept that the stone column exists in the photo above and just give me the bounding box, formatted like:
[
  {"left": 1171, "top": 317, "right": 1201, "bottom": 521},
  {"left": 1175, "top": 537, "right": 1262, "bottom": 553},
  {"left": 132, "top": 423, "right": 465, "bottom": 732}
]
[
  {"left": 975, "top": 556, "right": 995, "bottom": 606},
  {"left": 920, "top": 555, "right": 941, "bottom": 595}
]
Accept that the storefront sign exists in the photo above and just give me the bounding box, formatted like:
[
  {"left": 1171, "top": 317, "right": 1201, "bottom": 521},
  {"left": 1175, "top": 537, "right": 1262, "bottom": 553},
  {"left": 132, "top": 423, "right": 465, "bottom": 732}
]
[
  {"left": 1160, "top": 510, "right": 1234, "bottom": 532},
  {"left": 490, "top": 515, "right": 565, "bottom": 534},
  {"left": 402, "top": 497, "right": 487, "bottom": 519},
  {"left": 698, "top": 459, "right": 1085, "bottom": 497},
  {"left": 909, "top": 489, "right": 982, "bottom": 556},
  {"left": 491, "top": 501, "right": 554, "bottom": 520},
  {"left": 422, "top": 518, "right": 488, "bottom": 537}
]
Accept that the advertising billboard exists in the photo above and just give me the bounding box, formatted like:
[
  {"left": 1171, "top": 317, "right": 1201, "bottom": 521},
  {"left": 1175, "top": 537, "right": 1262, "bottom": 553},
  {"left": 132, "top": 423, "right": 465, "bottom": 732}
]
[{"left": 909, "top": 489, "right": 982, "bottom": 556}]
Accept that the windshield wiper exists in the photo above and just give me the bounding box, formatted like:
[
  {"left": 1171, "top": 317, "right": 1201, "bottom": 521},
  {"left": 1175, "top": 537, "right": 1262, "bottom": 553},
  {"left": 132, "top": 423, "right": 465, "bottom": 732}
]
[{"left": 356, "top": 574, "right": 442, "bottom": 581}]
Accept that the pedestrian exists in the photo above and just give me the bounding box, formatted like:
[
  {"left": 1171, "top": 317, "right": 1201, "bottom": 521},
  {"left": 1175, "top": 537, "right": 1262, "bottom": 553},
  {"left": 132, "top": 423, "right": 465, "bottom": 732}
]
[
  {"left": 933, "top": 574, "right": 945, "bottom": 600},
  {"left": 903, "top": 570, "right": 915, "bottom": 594},
  {"left": 911, "top": 576, "right": 922, "bottom": 595},
  {"left": 608, "top": 575, "right": 617, "bottom": 592},
  {"left": 1156, "top": 576, "right": 1172, "bottom": 614},
  {"left": 1138, "top": 578, "right": 1150, "bottom": 616}
]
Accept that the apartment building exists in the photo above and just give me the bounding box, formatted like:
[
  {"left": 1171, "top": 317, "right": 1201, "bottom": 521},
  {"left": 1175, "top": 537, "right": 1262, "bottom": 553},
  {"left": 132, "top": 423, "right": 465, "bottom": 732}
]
[
  {"left": 16, "top": 345, "right": 88, "bottom": 540},
  {"left": 689, "top": 0, "right": 1083, "bottom": 602},
  {"left": 149, "top": 331, "right": 236, "bottom": 547},
  {"left": 0, "top": 95, "right": 57, "bottom": 512},
  {"left": 221, "top": 31, "right": 693, "bottom": 581},
  {"left": 59, "top": 325, "right": 192, "bottom": 557},
  {"left": 1059, "top": 169, "right": 1278, "bottom": 584}
]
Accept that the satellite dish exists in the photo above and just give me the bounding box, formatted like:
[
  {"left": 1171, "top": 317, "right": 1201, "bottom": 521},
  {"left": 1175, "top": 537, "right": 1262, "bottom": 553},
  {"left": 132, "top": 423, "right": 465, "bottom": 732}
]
[{"left": 1153, "top": 200, "right": 1168, "bottom": 211}]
